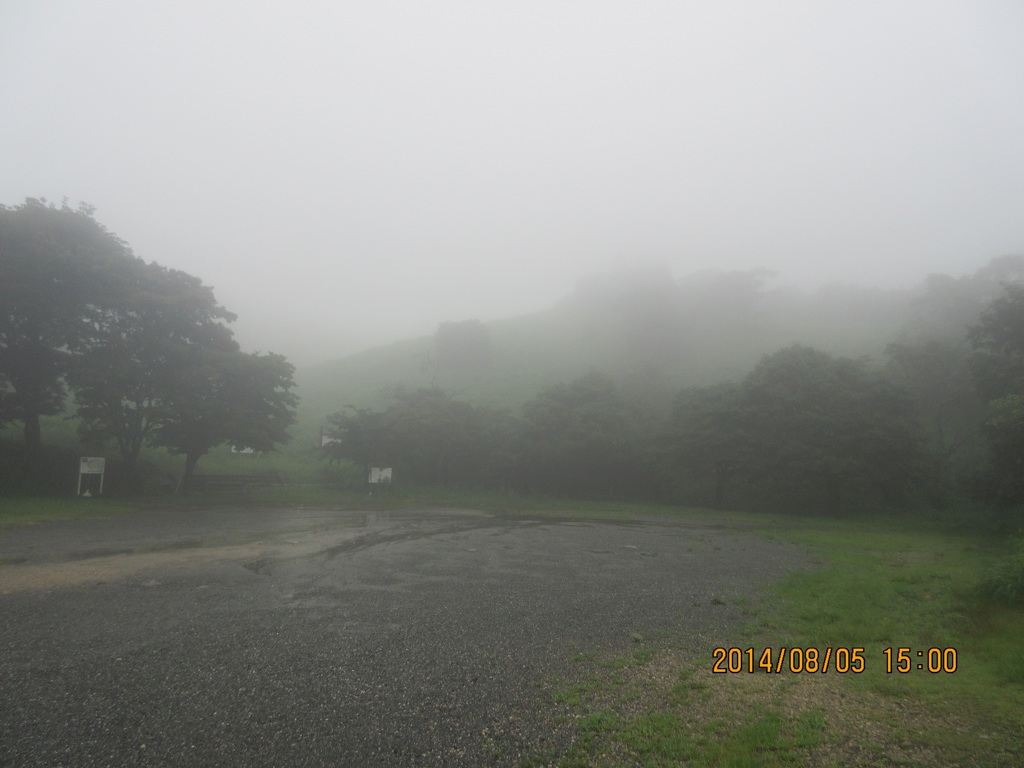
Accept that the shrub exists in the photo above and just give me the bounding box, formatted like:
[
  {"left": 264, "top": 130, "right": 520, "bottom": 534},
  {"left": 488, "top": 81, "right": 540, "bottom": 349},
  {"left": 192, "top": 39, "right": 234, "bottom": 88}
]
[{"left": 979, "top": 536, "right": 1024, "bottom": 606}]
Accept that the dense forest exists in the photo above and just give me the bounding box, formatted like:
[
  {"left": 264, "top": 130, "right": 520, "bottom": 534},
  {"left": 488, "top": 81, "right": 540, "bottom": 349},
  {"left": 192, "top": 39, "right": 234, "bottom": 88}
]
[
  {"left": 0, "top": 199, "right": 297, "bottom": 492},
  {"left": 3, "top": 199, "right": 1024, "bottom": 529},
  {"left": 318, "top": 260, "right": 1024, "bottom": 527}
]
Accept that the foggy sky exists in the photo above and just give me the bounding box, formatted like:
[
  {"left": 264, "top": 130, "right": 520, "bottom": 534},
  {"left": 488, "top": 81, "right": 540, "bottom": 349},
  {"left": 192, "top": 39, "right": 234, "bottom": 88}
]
[{"left": 3, "top": 1, "right": 1023, "bottom": 366}]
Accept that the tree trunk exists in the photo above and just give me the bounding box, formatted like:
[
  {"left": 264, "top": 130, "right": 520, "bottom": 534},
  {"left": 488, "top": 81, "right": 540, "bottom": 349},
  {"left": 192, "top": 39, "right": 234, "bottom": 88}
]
[
  {"left": 16, "top": 406, "right": 45, "bottom": 492},
  {"left": 181, "top": 452, "right": 201, "bottom": 493},
  {"left": 117, "top": 436, "right": 145, "bottom": 496},
  {"left": 22, "top": 412, "right": 42, "bottom": 453}
]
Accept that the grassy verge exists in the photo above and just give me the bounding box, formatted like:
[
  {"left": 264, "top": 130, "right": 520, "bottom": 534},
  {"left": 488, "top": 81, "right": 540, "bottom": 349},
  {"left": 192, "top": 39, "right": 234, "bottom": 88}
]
[
  {"left": 538, "top": 512, "right": 1024, "bottom": 767},
  {"left": 0, "top": 497, "right": 142, "bottom": 528}
]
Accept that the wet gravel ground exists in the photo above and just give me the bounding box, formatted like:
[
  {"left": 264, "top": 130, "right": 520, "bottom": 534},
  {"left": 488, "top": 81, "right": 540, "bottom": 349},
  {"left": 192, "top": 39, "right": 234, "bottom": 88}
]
[{"left": 0, "top": 507, "right": 806, "bottom": 767}]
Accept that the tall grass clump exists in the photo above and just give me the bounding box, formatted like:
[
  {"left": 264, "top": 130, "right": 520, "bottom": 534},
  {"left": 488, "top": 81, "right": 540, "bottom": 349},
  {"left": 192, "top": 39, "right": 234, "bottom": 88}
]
[{"left": 979, "top": 535, "right": 1024, "bottom": 606}]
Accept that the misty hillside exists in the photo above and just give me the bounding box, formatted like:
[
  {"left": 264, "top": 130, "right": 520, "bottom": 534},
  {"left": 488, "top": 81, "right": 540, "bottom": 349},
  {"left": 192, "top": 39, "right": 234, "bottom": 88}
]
[{"left": 293, "top": 259, "right": 1021, "bottom": 447}]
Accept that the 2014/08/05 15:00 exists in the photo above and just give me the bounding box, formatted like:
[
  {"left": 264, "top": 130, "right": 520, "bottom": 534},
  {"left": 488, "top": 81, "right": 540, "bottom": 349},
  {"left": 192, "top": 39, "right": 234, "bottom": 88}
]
[{"left": 712, "top": 647, "right": 959, "bottom": 674}]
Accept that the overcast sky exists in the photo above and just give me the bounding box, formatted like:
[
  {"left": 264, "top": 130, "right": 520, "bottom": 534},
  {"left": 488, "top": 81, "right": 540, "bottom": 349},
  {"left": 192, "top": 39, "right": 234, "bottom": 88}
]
[{"left": 3, "top": 1, "right": 1023, "bottom": 365}]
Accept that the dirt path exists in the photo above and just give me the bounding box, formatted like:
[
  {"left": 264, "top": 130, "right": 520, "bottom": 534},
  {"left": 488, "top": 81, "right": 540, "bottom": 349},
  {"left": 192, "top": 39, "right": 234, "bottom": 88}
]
[{"left": 0, "top": 507, "right": 481, "bottom": 591}]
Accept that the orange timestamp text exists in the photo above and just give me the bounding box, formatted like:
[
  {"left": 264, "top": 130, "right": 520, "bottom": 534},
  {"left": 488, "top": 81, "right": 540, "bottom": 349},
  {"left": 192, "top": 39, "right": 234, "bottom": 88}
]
[
  {"left": 712, "top": 646, "right": 958, "bottom": 674},
  {"left": 713, "top": 646, "right": 865, "bottom": 674}
]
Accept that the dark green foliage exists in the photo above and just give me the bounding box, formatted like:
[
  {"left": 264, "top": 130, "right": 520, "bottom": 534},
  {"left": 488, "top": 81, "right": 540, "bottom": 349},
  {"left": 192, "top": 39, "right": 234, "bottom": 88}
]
[
  {"left": 970, "top": 284, "right": 1024, "bottom": 394},
  {"left": 885, "top": 339, "right": 985, "bottom": 479},
  {"left": 981, "top": 395, "right": 1024, "bottom": 502},
  {"left": 0, "top": 199, "right": 138, "bottom": 465},
  {"left": 152, "top": 349, "right": 297, "bottom": 488},
  {"left": 665, "top": 382, "right": 752, "bottom": 509},
  {"left": 326, "top": 388, "right": 495, "bottom": 487},
  {"left": 324, "top": 406, "right": 392, "bottom": 476},
  {"left": 1, "top": 198, "right": 297, "bottom": 494},
  {"left": 513, "top": 372, "right": 646, "bottom": 499},
  {"left": 0, "top": 440, "right": 79, "bottom": 496},
  {"left": 969, "top": 285, "right": 1024, "bottom": 508},
  {"left": 746, "top": 346, "right": 925, "bottom": 511},
  {"left": 325, "top": 374, "right": 648, "bottom": 497},
  {"left": 0, "top": 383, "right": 14, "bottom": 429},
  {"left": 979, "top": 537, "right": 1024, "bottom": 606},
  {"left": 970, "top": 283, "right": 1024, "bottom": 357},
  {"left": 68, "top": 262, "right": 240, "bottom": 486},
  {"left": 381, "top": 388, "right": 485, "bottom": 486},
  {"left": 666, "top": 346, "right": 926, "bottom": 513}
]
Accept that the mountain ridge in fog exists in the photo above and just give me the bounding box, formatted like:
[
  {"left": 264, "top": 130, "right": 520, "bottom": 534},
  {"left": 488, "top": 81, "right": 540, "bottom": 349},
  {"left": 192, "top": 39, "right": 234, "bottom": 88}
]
[{"left": 291, "top": 256, "right": 1022, "bottom": 448}]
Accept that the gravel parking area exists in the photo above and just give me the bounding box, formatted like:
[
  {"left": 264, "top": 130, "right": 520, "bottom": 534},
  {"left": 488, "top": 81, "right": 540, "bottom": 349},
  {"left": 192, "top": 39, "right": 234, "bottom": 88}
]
[{"left": 0, "top": 507, "right": 806, "bottom": 767}]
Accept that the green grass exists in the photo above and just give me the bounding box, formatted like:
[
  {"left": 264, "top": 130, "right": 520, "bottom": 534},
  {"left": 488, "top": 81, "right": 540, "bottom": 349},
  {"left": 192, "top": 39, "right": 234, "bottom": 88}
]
[
  {"left": 0, "top": 496, "right": 138, "bottom": 528},
  {"left": 978, "top": 536, "right": 1024, "bottom": 606},
  {"left": 548, "top": 648, "right": 832, "bottom": 768},
  {"left": 752, "top": 517, "right": 1024, "bottom": 713},
  {"left": 0, "top": 481, "right": 690, "bottom": 530},
  {"left": 543, "top": 510, "right": 1024, "bottom": 767},
  {"left": 616, "top": 708, "right": 827, "bottom": 768}
]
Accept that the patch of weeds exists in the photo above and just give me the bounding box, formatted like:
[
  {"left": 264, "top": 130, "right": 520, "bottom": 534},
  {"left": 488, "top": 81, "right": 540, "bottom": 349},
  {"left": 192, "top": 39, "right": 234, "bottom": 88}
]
[
  {"left": 518, "top": 755, "right": 547, "bottom": 768},
  {"left": 793, "top": 708, "right": 828, "bottom": 748},
  {"left": 552, "top": 675, "right": 604, "bottom": 707},
  {"left": 0, "top": 497, "right": 134, "bottom": 528},
  {"left": 1006, "top": 650, "right": 1024, "bottom": 686},
  {"left": 978, "top": 537, "right": 1024, "bottom": 606},
  {"left": 596, "top": 648, "right": 653, "bottom": 671},
  {"left": 734, "top": 595, "right": 758, "bottom": 617},
  {"left": 668, "top": 667, "right": 709, "bottom": 705},
  {"left": 554, "top": 648, "right": 833, "bottom": 767},
  {"left": 620, "top": 674, "right": 829, "bottom": 767},
  {"left": 732, "top": 711, "right": 787, "bottom": 756},
  {"left": 619, "top": 711, "right": 697, "bottom": 764},
  {"left": 632, "top": 647, "right": 654, "bottom": 665},
  {"left": 579, "top": 710, "right": 619, "bottom": 738}
]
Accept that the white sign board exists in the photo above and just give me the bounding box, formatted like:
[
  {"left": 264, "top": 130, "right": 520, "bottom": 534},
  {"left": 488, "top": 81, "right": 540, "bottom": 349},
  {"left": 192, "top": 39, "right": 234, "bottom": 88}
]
[
  {"left": 78, "top": 457, "right": 106, "bottom": 496},
  {"left": 80, "top": 457, "right": 105, "bottom": 474},
  {"left": 368, "top": 467, "right": 392, "bottom": 484}
]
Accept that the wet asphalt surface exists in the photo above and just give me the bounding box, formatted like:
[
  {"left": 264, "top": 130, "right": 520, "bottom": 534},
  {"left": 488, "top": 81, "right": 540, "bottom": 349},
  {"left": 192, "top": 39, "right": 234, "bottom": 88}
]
[{"left": 0, "top": 506, "right": 806, "bottom": 767}]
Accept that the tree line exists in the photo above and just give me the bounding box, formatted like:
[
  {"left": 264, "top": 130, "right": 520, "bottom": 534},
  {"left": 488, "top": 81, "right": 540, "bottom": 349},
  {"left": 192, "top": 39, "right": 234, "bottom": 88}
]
[
  {"left": 5, "top": 197, "right": 1021, "bottom": 521},
  {"left": 0, "top": 199, "right": 297, "bottom": 491},
  {"left": 325, "top": 281, "right": 1024, "bottom": 526}
]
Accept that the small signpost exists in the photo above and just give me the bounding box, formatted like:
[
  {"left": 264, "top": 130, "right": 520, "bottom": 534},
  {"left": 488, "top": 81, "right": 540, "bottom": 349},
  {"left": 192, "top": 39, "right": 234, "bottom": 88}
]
[
  {"left": 318, "top": 427, "right": 340, "bottom": 449},
  {"left": 77, "top": 457, "right": 106, "bottom": 497}
]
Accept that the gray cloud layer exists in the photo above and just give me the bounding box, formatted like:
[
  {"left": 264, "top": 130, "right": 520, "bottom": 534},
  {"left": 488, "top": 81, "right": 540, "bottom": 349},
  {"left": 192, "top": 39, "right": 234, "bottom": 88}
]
[{"left": 3, "top": 1, "right": 1023, "bottom": 364}]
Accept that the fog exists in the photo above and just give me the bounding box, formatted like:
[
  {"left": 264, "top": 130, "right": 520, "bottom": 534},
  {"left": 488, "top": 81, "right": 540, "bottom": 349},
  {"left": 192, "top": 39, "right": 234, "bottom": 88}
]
[{"left": 3, "top": 1, "right": 1023, "bottom": 366}]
